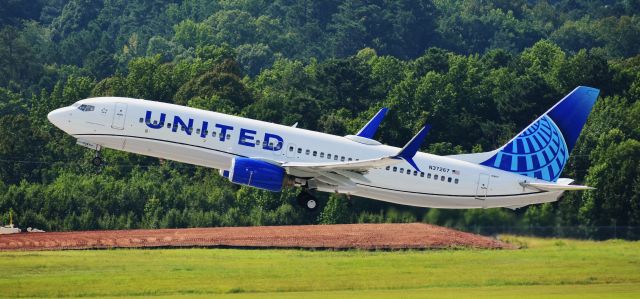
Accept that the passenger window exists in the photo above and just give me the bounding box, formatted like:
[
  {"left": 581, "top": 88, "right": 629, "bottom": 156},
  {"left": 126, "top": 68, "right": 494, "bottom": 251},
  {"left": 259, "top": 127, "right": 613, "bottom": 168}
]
[
  {"left": 297, "top": 148, "right": 302, "bottom": 154},
  {"left": 320, "top": 152, "right": 325, "bottom": 158},
  {"left": 327, "top": 154, "right": 332, "bottom": 159},
  {"left": 313, "top": 151, "right": 317, "bottom": 157},
  {"left": 413, "top": 170, "right": 418, "bottom": 176},
  {"left": 289, "top": 146, "right": 294, "bottom": 152},
  {"left": 434, "top": 175, "right": 439, "bottom": 180},
  {"left": 153, "top": 120, "right": 158, "bottom": 125},
  {"left": 181, "top": 126, "right": 185, "bottom": 131},
  {"left": 167, "top": 123, "right": 172, "bottom": 128},
  {"left": 196, "top": 129, "right": 201, "bottom": 134},
  {"left": 256, "top": 140, "right": 261, "bottom": 145},
  {"left": 269, "top": 142, "right": 274, "bottom": 147},
  {"left": 348, "top": 158, "right": 353, "bottom": 161},
  {"left": 448, "top": 177, "right": 452, "bottom": 183},
  {"left": 306, "top": 149, "right": 310, "bottom": 155},
  {"left": 386, "top": 166, "right": 390, "bottom": 170},
  {"left": 420, "top": 172, "right": 424, "bottom": 177},
  {"left": 341, "top": 156, "right": 345, "bottom": 162},
  {"left": 427, "top": 173, "right": 432, "bottom": 179},
  {"left": 334, "top": 155, "right": 338, "bottom": 161},
  {"left": 441, "top": 176, "right": 445, "bottom": 181},
  {"left": 226, "top": 134, "right": 231, "bottom": 140},
  {"left": 393, "top": 167, "right": 397, "bottom": 172},
  {"left": 454, "top": 178, "right": 459, "bottom": 184},
  {"left": 212, "top": 131, "right": 217, "bottom": 137},
  {"left": 139, "top": 118, "right": 143, "bottom": 123},
  {"left": 400, "top": 168, "right": 404, "bottom": 174}
]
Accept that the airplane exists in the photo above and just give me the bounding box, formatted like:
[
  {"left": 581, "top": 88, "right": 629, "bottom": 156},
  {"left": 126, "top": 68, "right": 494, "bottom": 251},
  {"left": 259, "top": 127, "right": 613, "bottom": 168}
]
[{"left": 47, "top": 86, "right": 599, "bottom": 211}]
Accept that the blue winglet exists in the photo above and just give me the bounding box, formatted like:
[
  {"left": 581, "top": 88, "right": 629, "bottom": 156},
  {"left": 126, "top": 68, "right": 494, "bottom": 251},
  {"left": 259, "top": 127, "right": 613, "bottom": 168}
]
[
  {"left": 356, "top": 108, "right": 388, "bottom": 139},
  {"left": 394, "top": 124, "right": 431, "bottom": 172}
]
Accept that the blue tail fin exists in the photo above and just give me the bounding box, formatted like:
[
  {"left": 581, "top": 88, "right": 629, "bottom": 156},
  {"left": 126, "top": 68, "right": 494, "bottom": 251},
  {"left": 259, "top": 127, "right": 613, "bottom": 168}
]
[{"left": 480, "top": 86, "right": 600, "bottom": 182}]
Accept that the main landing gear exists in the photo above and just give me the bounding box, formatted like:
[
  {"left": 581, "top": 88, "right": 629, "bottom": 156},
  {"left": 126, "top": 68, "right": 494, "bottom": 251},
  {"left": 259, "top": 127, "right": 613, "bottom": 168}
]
[{"left": 297, "top": 190, "right": 318, "bottom": 212}]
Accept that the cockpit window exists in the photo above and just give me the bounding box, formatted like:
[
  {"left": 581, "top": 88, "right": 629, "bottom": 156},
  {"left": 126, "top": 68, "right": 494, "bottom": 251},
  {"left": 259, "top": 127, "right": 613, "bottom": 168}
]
[{"left": 78, "top": 104, "right": 95, "bottom": 112}]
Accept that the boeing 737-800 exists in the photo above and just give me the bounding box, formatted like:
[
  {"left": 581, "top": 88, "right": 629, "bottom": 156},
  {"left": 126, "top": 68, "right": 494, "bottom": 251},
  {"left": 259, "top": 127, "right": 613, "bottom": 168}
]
[{"left": 47, "top": 86, "right": 599, "bottom": 211}]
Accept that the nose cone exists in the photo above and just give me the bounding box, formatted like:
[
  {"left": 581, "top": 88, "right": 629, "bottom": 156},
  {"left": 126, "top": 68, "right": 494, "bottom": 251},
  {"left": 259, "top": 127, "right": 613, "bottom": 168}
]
[
  {"left": 47, "top": 108, "right": 64, "bottom": 127},
  {"left": 47, "top": 107, "right": 73, "bottom": 131}
]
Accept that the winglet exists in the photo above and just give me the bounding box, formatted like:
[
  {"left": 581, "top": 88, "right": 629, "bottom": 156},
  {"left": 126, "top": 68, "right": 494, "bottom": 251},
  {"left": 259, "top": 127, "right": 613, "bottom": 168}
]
[
  {"left": 356, "top": 108, "right": 388, "bottom": 139},
  {"left": 394, "top": 124, "right": 431, "bottom": 171}
]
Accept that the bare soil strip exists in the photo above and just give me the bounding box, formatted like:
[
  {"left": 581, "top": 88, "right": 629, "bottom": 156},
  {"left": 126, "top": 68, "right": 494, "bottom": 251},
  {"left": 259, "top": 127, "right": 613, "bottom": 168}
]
[{"left": 0, "top": 223, "right": 515, "bottom": 251}]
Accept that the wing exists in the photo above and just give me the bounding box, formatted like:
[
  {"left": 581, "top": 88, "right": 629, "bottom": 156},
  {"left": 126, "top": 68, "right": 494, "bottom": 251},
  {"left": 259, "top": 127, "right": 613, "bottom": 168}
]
[{"left": 281, "top": 124, "right": 431, "bottom": 191}]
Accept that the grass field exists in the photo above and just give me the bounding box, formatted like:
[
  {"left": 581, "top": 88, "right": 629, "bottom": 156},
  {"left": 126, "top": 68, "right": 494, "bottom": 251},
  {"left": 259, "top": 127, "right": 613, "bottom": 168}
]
[{"left": 0, "top": 236, "right": 639, "bottom": 298}]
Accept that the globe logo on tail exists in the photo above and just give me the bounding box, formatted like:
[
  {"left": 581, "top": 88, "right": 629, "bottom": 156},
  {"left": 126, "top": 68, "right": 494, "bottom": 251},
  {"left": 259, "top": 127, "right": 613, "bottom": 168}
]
[{"left": 481, "top": 115, "right": 568, "bottom": 182}]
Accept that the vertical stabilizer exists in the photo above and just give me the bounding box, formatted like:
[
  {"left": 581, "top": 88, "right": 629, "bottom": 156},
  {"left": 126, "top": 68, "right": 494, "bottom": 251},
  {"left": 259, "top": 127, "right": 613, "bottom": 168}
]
[{"left": 479, "top": 86, "right": 599, "bottom": 182}]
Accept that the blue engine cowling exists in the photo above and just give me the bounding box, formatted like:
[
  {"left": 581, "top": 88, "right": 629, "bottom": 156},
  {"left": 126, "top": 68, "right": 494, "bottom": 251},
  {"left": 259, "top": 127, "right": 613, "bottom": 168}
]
[{"left": 226, "top": 157, "right": 285, "bottom": 192}]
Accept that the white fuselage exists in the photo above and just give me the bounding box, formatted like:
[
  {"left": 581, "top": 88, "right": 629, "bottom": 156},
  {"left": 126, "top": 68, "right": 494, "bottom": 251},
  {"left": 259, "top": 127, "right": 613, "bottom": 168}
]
[{"left": 48, "top": 97, "right": 563, "bottom": 209}]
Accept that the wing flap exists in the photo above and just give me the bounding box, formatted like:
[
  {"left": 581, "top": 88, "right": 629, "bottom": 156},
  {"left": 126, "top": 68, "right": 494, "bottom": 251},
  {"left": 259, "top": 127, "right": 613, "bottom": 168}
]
[{"left": 281, "top": 156, "right": 399, "bottom": 172}]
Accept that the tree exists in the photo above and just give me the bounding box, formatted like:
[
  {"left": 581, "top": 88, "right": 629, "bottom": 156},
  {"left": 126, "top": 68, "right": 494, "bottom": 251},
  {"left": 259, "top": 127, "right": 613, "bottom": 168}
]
[
  {"left": 174, "top": 62, "right": 252, "bottom": 110},
  {"left": 580, "top": 130, "right": 640, "bottom": 228},
  {"left": 318, "top": 194, "right": 351, "bottom": 224}
]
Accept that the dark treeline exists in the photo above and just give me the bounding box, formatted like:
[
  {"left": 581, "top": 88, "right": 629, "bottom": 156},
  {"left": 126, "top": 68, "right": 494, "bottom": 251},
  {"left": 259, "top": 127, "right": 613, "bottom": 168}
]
[{"left": 0, "top": 0, "right": 638, "bottom": 238}]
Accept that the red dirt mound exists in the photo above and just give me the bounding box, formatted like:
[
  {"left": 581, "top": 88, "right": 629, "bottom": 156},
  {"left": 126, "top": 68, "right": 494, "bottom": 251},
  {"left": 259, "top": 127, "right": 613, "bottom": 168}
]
[{"left": 0, "top": 223, "right": 515, "bottom": 251}]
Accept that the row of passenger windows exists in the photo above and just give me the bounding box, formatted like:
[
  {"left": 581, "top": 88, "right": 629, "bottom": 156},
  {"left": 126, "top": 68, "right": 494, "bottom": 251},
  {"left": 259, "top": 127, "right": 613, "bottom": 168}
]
[
  {"left": 288, "top": 145, "right": 357, "bottom": 162},
  {"left": 142, "top": 118, "right": 357, "bottom": 162},
  {"left": 385, "top": 166, "right": 459, "bottom": 184}
]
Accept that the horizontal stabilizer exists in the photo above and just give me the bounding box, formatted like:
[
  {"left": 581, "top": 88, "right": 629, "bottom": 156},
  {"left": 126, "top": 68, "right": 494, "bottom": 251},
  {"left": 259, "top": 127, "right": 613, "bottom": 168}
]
[{"left": 521, "top": 182, "right": 595, "bottom": 191}]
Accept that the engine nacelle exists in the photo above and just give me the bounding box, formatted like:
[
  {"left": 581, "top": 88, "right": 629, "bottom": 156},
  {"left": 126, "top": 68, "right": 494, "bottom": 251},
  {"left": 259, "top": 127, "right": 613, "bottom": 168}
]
[{"left": 226, "top": 157, "right": 285, "bottom": 192}]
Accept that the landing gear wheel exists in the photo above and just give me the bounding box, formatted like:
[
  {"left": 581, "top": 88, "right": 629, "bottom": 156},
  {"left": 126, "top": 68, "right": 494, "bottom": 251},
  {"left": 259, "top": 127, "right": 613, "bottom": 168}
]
[
  {"left": 297, "top": 191, "right": 318, "bottom": 212},
  {"left": 92, "top": 156, "right": 103, "bottom": 167},
  {"left": 305, "top": 198, "right": 318, "bottom": 211}
]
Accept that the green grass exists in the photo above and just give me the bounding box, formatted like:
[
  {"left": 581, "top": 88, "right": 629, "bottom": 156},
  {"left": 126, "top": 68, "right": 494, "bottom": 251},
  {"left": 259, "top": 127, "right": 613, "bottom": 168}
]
[{"left": 0, "top": 236, "right": 638, "bottom": 298}]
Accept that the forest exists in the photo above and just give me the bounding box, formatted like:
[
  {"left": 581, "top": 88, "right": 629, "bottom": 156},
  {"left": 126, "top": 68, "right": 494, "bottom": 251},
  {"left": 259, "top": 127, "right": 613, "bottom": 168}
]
[{"left": 0, "top": 0, "right": 638, "bottom": 238}]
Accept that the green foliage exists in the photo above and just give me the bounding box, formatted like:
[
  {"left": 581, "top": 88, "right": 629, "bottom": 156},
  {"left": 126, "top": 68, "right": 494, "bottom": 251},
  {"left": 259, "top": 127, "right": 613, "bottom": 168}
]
[
  {"left": 0, "top": 1, "right": 639, "bottom": 235},
  {"left": 318, "top": 194, "right": 352, "bottom": 224}
]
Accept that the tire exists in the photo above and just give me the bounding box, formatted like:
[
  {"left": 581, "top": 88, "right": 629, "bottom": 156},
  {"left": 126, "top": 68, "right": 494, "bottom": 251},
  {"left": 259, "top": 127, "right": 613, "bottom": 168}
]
[
  {"left": 296, "top": 191, "right": 318, "bottom": 212},
  {"left": 92, "top": 156, "right": 103, "bottom": 167},
  {"left": 305, "top": 198, "right": 318, "bottom": 212}
]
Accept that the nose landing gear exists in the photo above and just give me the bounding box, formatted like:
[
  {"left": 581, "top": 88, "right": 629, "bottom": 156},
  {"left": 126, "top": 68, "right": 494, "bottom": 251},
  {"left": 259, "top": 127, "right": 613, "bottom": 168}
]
[{"left": 91, "top": 146, "right": 103, "bottom": 168}]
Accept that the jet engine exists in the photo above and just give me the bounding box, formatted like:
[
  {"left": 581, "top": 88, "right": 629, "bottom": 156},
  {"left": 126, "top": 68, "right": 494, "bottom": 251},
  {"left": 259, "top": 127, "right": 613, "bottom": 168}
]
[{"left": 220, "top": 157, "right": 286, "bottom": 192}]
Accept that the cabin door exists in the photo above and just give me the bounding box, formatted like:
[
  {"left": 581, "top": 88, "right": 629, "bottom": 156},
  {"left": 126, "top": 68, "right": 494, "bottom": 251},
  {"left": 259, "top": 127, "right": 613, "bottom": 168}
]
[{"left": 111, "top": 102, "right": 127, "bottom": 130}]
